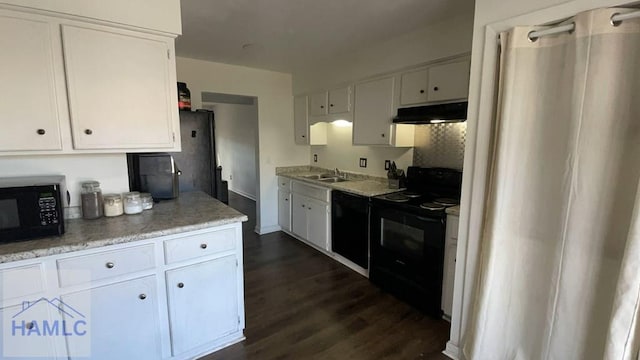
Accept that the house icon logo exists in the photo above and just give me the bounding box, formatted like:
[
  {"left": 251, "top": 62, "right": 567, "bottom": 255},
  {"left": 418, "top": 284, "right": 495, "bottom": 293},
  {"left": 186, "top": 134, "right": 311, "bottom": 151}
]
[{"left": 10, "top": 297, "right": 87, "bottom": 337}]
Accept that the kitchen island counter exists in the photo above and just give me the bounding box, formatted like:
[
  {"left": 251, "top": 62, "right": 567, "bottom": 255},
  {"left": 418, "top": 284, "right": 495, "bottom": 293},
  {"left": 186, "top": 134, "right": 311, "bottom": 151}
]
[{"left": 0, "top": 191, "right": 247, "bottom": 264}]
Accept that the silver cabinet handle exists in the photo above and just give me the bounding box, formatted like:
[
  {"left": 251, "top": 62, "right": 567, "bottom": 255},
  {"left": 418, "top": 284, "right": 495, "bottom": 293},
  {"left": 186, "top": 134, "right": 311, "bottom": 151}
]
[
  {"left": 105, "top": 262, "right": 115, "bottom": 269},
  {"left": 200, "top": 243, "right": 207, "bottom": 249},
  {"left": 139, "top": 294, "right": 147, "bottom": 300},
  {"left": 177, "top": 282, "right": 184, "bottom": 288}
]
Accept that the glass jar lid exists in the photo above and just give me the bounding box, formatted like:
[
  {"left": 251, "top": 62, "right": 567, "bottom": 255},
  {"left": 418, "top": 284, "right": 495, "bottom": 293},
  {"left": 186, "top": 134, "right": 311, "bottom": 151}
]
[
  {"left": 123, "top": 191, "right": 141, "bottom": 199},
  {"left": 81, "top": 181, "right": 100, "bottom": 190},
  {"left": 103, "top": 194, "right": 122, "bottom": 201}
]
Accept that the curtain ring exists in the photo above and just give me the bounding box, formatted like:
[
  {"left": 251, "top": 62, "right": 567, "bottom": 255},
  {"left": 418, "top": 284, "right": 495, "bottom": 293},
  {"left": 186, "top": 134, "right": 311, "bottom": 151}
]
[
  {"left": 527, "top": 30, "right": 538, "bottom": 42},
  {"left": 611, "top": 13, "right": 622, "bottom": 27}
]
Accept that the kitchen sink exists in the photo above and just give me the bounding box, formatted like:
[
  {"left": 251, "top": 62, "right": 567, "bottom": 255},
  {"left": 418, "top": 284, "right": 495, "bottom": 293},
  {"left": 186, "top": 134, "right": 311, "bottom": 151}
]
[
  {"left": 302, "top": 174, "right": 323, "bottom": 180},
  {"left": 318, "top": 177, "right": 348, "bottom": 183}
]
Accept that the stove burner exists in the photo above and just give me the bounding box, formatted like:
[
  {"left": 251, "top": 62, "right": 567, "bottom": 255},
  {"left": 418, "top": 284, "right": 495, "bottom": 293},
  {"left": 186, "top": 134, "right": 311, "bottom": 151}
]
[
  {"left": 404, "top": 192, "right": 422, "bottom": 198},
  {"left": 383, "top": 193, "right": 410, "bottom": 202},
  {"left": 434, "top": 198, "right": 459, "bottom": 206},
  {"left": 419, "top": 202, "right": 446, "bottom": 211}
]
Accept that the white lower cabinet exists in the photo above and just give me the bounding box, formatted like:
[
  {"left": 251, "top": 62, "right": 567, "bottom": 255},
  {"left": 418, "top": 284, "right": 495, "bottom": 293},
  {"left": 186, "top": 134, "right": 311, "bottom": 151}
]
[
  {"left": 278, "top": 189, "right": 291, "bottom": 231},
  {"left": 289, "top": 181, "right": 331, "bottom": 251},
  {"left": 62, "top": 276, "right": 162, "bottom": 360},
  {"left": 166, "top": 256, "right": 239, "bottom": 356},
  {"left": 0, "top": 223, "right": 244, "bottom": 360}
]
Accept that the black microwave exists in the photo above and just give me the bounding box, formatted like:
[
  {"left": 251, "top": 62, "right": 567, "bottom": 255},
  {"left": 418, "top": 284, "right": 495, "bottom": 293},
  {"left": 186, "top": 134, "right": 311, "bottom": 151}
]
[{"left": 0, "top": 176, "right": 66, "bottom": 242}]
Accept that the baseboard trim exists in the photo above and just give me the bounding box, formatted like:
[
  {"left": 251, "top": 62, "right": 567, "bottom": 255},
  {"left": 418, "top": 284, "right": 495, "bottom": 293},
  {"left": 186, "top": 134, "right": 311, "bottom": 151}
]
[
  {"left": 443, "top": 341, "right": 461, "bottom": 360},
  {"left": 229, "top": 188, "right": 256, "bottom": 201},
  {"left": 254, "top": 224, "right": 281, "bottom": 235}
]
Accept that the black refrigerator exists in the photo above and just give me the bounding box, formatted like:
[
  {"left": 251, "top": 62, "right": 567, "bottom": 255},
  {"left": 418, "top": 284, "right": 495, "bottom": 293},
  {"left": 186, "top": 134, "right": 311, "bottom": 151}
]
[{"left": 127, "top": 110, "right": 228, "bottom": 203}]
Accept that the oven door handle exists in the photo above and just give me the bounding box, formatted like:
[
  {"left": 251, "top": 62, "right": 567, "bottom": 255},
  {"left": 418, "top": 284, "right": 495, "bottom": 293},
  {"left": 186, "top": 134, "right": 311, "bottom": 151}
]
[{"left": 415, "top": 215, "right": 444, "bottom": 226}]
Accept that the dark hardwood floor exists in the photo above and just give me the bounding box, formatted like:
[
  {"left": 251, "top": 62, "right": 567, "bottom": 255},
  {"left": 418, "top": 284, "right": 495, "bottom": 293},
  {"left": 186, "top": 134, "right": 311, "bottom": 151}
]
[{"left": 201, "top": 192, "right": 451, "bottom": 360}]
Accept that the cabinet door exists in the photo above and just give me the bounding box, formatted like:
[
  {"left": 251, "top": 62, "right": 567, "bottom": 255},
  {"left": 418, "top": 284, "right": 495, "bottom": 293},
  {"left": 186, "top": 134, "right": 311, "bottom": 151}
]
[
  {"left": 306, "top": 198, "right": 329, "bottom": 251},
  {"left": 427, "top": 60, "right": 470, "bottom": 102},
  {"left": 278, "top": 189, "right": 291, "bottom": 231},
  {"left": 328, "top": 86, "right": 351, "bottom": 114},
  {"left": 166, "top": 256, "right": 239, "bottom": 356},
  {"left": 62, "top": 25, "right": 176, "bottom": 150},
  {"left": 62, "top": 276, "right": 162, "bottom": 359},
  {"left": 0, "top": 14, "right": 63, "bottom": 151},
  {"left": 293, "top": 96, "right": 309, "bottom": 145},
  {"left": 353, "top": 77, "right": 395, "bottom": 145},
  {"left": 291, "top": 194, "right": 309, "bottom": 239},
  {"left": 0, "top": 303, "right": 59, "bottom": 358},
  {"left": 309, "top": 92, "right": 328, "bottom": 116},
  {"left": 400, "top": 69, "right": 428, "bottom": 105}
]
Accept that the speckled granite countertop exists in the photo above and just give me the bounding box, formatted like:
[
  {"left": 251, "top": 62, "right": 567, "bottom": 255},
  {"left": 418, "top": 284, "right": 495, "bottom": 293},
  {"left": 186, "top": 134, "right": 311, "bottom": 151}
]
[
  {"left": 276, "top": 166, "right": 403, "bottom": 197},
  {"left": 0, "top": 192, "right": 247, "bottom": 264},
  {"left": 446, "top": 205, "right": 460, "bottom": 216}
]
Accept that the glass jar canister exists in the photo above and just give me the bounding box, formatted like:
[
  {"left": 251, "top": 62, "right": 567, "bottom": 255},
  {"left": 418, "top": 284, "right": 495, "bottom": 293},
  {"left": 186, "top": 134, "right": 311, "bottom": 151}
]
[
  {"left": 123, "top": 192, "right": 143, "bottom": 215},
  {"left": 103, "top": 194, "right": 123, "bottom": 217},
  {"left": 140, "top": 193, "right": 154, "bottom": 210},
  {"left": 81, "top": 181, "right": 103, "bottom": 219}
]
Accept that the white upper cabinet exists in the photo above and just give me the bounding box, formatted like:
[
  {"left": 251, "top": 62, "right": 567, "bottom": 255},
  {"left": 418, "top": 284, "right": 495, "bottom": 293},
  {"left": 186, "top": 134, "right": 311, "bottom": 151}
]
[
  {"left": 294, "top": 95, "right": 327, "bottom": 145},
  {"left": 309, "top": 92, "right": 328, "bottom": 117},
  {"left": 62, "top": 25, "right": 177, "bottom": 150},
  {"left": 353, "top": 77, "right": 395, "bottom": 145},
  {"left": 0, "top": 13, "right": 63, "bottom": 152},
  {"left": 400, "top": 69, "right": 429, "bottom": 106},
  {"left": 328, "top": 86, "right": 351, "bottom": 114},
  {"left": 427, "top": 59, "right": 470, "bottom": 102},
  {"left": 0, "top": 8, "right": 180, "bottom": 156},
  {"left": 399, "top": 58, "right": 470, "bottom": 106}
]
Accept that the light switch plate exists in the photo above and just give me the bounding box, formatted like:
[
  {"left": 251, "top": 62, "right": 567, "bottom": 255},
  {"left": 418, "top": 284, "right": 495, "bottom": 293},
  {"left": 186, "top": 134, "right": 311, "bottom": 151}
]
[{"left": 384, "top": 160, "right": 391, "bottom": 170}]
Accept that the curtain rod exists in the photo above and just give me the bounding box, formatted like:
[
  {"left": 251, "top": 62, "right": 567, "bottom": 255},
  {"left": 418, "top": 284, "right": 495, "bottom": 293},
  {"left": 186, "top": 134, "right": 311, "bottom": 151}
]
[
  {"left": 496, "top": 9, "right": 640, "bottom": 44},
  {"left": 528, "top": 9, "right": 640, "bottom": 41}
]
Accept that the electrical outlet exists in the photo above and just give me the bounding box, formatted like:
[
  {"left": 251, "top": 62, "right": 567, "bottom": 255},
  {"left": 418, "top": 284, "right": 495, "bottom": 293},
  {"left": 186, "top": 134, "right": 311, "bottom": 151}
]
[
  {"left": 191, "top": 130, "right": 197, "bottom": 138},
  {"left": 229, "top": 174, "right": 232, "bottom": 180},
  {"left": 313, "top": 154, "right": 318, "bottom": 162},
  {"left": 359, "top": 158, "right": 367, "bottom": 168},
  {"left": 384, "top": 160, "right": 391, "bottom": 170}
]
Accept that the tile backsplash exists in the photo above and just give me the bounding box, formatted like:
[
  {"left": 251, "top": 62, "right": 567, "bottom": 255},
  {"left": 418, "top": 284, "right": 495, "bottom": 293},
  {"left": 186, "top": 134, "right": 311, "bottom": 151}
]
[{"left": 413, "top": 123, "right": 466, "bottom": 170}]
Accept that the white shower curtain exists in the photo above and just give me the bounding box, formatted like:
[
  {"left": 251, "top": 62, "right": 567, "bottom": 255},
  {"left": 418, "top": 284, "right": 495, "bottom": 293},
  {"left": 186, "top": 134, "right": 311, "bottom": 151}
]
[{"left": 465, "top": 8, "right": 640, "bottom": 360}]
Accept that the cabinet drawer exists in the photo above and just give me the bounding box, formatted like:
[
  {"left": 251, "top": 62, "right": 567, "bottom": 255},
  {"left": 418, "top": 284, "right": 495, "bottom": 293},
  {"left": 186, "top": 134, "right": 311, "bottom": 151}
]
[
  {"left": 278, "top": 176, "right": 291, "bottom": 190},
  {"left": 57, "top": 244, "right": 155, "bottom": 287},
  {"left": 164, "top": 228, "right": 237, "bottom": 264},
  {"left": 292, "top": 181, "right": 330, "bottom": 203},
  {"left": 0, "top": 264, "right": 45, "bottom": 302}
]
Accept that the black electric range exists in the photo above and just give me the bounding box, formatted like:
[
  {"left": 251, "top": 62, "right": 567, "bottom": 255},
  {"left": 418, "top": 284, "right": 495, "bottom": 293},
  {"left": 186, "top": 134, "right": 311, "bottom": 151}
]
[{"left": 369, "top": 167, "right": 462, "bottom": 317}]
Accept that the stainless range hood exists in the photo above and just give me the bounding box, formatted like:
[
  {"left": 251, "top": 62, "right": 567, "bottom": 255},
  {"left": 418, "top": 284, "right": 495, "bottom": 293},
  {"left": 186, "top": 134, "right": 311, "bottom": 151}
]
[{"left": 393, "top": 101, "right": 468, "bottom": 124}]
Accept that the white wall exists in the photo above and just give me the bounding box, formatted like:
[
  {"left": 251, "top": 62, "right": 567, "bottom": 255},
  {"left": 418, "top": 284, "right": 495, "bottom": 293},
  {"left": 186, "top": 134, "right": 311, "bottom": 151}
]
[
  {"left": 292, "top": 11, "right": 475, "bottom": 95},
  {"left": 207, "top": 102, "right": 258, "bottom": 200},
  {"left": 0, "top": 154, "right": 129, "bottom": 207},
  {"left": 311, "top": 124, "right": 413, "bottom": 177},
  {"left": 0, "top": 0, "right": 181, "bottom": 34},
  {"left": 176, "top": 57, "right": 307, "bottom": 234}
]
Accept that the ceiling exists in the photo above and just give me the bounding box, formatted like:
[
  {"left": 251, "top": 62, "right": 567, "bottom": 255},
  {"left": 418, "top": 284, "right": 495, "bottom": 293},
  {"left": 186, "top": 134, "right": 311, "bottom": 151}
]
[{"left": 175, "top": 0, "right": 474, "bottom": 74}]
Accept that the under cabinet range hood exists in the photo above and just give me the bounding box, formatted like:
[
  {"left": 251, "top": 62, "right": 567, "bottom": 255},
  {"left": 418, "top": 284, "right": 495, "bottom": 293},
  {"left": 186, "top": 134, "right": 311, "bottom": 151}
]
[{"left": 393, "top": 101, "right": 468, "bottom": 124}]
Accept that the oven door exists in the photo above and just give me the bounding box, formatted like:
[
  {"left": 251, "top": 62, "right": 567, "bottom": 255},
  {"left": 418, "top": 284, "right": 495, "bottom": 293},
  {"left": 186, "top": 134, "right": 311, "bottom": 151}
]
[{"left": 369, "top": 204, "right": 445, "bottom": 315}]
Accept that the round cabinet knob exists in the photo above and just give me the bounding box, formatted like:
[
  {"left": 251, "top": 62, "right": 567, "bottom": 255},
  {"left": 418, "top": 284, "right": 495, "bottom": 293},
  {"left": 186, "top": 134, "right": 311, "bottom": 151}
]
[
  {"left": 381, "top": 133, "right": 386, "bottom": 138},
  {"left": 419, "top": 89, "right": 425, "bottom": 94},
  {"left": 84, "top": 129, "right": 93, "bottom": 135},
  {"left": 301, "top": 135, "right": 306, "bottom": 138},
  {"left": 320, "top": 105, "right": 324, "bottom": 109},
  {"left": 139, "top": 294, "right": 147, "bottom": 300},
  {"left": 200, "top": 243, "right": 207, "bottom": 249},
  {"left": 301, "top": 204, "right": 305, "bottom": 208},
  {"left": 37, "top": 129, "right": 46, "bottom": 135},
  {"left": 433, "top": 86, "right": 439, "bottom": 91},
  {"left": 26, "top": 322, "right": 34, "bottom": 330},
  {"left": 177, "top": 282, "right": 184, "bottom": 288},
  {"left": 285, "top": 198, "right": 289, "bottom": 202},
  {"left": 105, "top": 262, "right": 115, "bottom": 269},
  {"left": 330, "top": 104, "right": 334, "bottom": 107}
]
